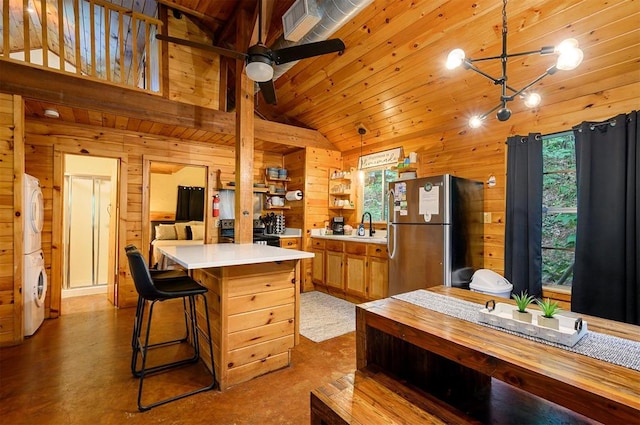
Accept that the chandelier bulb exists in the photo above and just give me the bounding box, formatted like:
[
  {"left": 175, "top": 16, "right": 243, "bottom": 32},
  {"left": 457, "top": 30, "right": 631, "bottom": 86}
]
[
  {"left": 555, "top": 38, "right": 583, "bottom": 71},
  {"left": 523, "top": 92, "right": 541, "bottom": 108},
  {"left": 469, "top": 116, "right": 484, "bottom": 128},
  {"left": 446, "top": 49, "right": 466, "bottom": 70}
]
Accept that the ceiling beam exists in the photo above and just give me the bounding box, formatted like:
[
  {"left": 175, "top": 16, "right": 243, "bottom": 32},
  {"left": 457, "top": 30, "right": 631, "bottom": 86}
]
[
  {"left": 0, "top": 60, "right": 336, "bottom": 150},
  {"left": 155, "top": 0, "right": 224, "bottom": 29}
]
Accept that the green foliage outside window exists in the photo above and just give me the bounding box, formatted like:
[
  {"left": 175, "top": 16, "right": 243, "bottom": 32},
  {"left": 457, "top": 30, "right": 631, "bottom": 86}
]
[
  {"left": 362, "top": 168, "right": 397, "bottom": 222},
  {"left": 542, "top": 132, "right": 577, "bottom": 286}
]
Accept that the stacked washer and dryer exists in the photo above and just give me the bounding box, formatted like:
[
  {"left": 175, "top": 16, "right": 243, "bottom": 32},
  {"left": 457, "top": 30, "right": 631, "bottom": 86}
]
[{"left": 23, "top": 174, "right": 47, "bottom": 337}]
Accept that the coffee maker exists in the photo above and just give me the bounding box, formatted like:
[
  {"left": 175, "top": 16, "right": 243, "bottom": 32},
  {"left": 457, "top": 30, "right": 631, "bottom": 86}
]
[{"left": 331, "top": 216, "right": 345, "bottom": 235}]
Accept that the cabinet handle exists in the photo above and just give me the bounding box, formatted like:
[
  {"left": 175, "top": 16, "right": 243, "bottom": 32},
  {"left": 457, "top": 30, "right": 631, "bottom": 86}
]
[
  {"left": 376, "top": 248, "right": 381, "bottom": 252},
  {"left": 287, "top": 241, "right": 293, "bottom": 246}
]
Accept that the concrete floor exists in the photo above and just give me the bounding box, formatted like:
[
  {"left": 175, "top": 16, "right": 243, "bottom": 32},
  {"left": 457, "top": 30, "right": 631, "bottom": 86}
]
[{"left": 0, "top": 294, "right": 356, "bottom": 424}]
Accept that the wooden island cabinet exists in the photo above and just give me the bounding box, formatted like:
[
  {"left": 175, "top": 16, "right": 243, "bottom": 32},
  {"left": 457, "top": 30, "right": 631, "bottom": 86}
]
[
  {"left": 311, "top": 237, "right": 388, "bottom": 303},
  {"left": 157, "top": 244, "right": 313, "bottom": 391}
]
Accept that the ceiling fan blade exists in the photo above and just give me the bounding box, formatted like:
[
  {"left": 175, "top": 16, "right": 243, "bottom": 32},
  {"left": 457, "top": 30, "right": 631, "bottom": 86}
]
[
  {"left": 271, "top": 39, "right": 345, "bottom": 65},
  {"left": 156, "top": 34, "right": 247, "bottom": 61},
  {"left": 258, "top": 80, "right": 278, "bottom": 105}
]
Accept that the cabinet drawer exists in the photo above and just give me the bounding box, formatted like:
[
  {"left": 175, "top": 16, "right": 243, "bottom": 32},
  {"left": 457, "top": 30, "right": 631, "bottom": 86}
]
[
  {"left": 345, "top": 242, "right": 366, "bottom": 255},
  {"left": 367, "top": 244, "right": 388, "bottom": 258},
  {"left": 311, "top": 239, "right": 325, "bottom": 249},
  {"left": 280, "top": 237, "right": 300, "bottom": 249},
  {"left": 325, "top": 240, "right": 345, "bottom": 252}
]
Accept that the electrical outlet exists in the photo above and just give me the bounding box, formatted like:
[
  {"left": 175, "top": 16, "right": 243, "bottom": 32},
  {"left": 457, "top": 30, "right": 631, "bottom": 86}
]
[
  {"left": 214, "top": 218, "right": 220, "bottom": 227},
  {"left": 483, "top": 212, "right": 492, "bottom": 223}
]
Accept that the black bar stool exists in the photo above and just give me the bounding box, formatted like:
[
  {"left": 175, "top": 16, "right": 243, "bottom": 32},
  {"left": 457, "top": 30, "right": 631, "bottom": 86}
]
[
  {"left": 126, "top": 248, "right": 216, "bottom": 411},
  {"left": 125, "top": 245, "right": 190, "bottom": 351}
]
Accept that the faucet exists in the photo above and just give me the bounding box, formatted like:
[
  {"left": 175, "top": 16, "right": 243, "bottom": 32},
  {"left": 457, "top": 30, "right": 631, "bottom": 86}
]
[{"left": 361, "top": 212, "right": 375, "bottom": 237}]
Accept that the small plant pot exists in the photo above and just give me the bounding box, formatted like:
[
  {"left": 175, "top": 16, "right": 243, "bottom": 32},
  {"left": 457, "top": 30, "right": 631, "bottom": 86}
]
[
  {"left": 537, "top": 316, "right": 559, "bottom": 330},
  {"left": 512, "top": 310, "right": 532, "bottom": 323}
]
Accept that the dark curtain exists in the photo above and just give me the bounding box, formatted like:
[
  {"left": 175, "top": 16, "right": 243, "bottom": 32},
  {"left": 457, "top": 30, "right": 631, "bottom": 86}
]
[
  {"left": 175, "top": 186, "right": 205, "bottom": 221},
  {"left": 572, "top": 111, "right": 639, "bottom": 325},
  {"left": 505, "top": 134, "right": 543, "bottom": 297}
]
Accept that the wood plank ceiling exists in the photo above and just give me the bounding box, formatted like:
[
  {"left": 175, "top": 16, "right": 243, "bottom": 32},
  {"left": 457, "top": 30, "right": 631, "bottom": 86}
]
[{"left": 8, "top": 0, "right": 640, "bottom": 155}]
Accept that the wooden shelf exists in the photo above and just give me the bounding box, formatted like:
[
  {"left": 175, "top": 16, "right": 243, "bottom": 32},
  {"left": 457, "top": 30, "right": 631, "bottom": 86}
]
[
  {"left": 329, "top": 206, "right": 355, "bottom": 211},
  {"left": 266, "top": 176, "right": 291, "bottom": 182},
  {"left": 264, "top": 205, "right": 291, "bottom": 210},
  {"left": 330, "top": 191, "right": 351, "bottom": 196},
  {"left": 391, "top": 165, "right": 417, "bottom": 172},
  {"left": 218, "top": 184, "right": 269, "bottom": 193}
]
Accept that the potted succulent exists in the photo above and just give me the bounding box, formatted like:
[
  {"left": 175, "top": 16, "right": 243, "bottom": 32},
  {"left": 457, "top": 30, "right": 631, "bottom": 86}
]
[
  {"left": 511, "top": 291, "right": 535, "bottom": 323},
  {"left": 536, "top": 298, "right": 561, "bottom": 330}
]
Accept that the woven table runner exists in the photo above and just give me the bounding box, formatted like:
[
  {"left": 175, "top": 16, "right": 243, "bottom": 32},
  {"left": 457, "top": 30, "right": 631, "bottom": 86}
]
[{"left": 392, "top": 290, "right": 640, "bottom": 372}]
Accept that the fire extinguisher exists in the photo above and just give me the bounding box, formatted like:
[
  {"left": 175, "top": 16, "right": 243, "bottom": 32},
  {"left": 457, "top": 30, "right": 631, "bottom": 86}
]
[{"left": 212, "top": 194, "right": 220, "bottom": 217}]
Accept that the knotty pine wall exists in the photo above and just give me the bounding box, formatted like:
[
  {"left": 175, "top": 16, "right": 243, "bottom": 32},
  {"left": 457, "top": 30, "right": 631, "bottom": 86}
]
[
  {"left": 0, "top": 94, "right": 24, "bottom": 345},
  {"left": 285, "top": 148, "right": 342, "bottom": 291},
  {"left": 166, "top": 12, "right": 220, "bottom": 109}
]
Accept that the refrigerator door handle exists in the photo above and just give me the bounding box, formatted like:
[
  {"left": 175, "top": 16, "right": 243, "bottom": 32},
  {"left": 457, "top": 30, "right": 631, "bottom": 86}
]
[{"left": 387, "top": 189, "right": 397, "bottom": 259}]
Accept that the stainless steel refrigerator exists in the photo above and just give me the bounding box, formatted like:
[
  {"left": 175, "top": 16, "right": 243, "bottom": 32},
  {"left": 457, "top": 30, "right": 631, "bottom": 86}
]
[{"left": 387, "top": 174, "right": 484, "bottom": 295}]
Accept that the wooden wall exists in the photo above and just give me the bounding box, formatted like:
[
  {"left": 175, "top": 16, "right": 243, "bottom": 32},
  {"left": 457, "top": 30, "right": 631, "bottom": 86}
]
[
  {"left": 285, "top": 148, "right": 342, "bottom": 291},
  {"left": 166, "top": 12, "right": 220, "bottom": 109},
  {"left": 0, "top": 94, "right": 24, "bottom": 345}
]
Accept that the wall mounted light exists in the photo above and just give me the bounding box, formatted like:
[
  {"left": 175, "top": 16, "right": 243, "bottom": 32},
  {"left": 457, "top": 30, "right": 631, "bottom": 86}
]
[
  {"left": 43, "top": 109, "right": 60, "bottom": 119},
  {"left": 446, "top": 0, "right": 584, "bottom": 128}
]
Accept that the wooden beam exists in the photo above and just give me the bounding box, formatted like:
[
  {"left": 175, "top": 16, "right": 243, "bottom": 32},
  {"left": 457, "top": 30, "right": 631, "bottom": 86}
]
[
  {"left": 0, "top": 60, "right": 336, "bottom": 150},
  {"left": 155, "top": 0, "right": 224, "bottom": 28},
  {"left": 235, "top": 7, "right": 254, "bottom": 244}
]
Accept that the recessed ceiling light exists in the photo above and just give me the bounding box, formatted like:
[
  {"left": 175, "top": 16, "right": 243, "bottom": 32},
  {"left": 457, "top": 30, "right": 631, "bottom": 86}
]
[{"left": 43, "top": 109, "right": 60, "bottom": 118}]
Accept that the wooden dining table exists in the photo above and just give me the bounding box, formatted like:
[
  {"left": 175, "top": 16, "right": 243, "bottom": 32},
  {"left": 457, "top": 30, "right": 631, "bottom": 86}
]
[{"left": 356, "top": 286, "right": 640, "bottom": 424}]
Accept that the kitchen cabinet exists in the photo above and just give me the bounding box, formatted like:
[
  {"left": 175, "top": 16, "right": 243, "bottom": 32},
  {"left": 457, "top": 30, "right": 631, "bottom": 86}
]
[
  {"left": 367, "top": 244, "right": 389, "bottom": 299},
  {"left": 345, "top": 243, "right": 367, "bottom": 299},
  {"left": 280, "top": 237, "right": 300, "bottom": 250},
  {"left": 311, "top": 239, "right": 325, "bottom": 285},
  {"left": 311, "top": 238, "right": 389, "bottom": 302},
  {"left": 325, "top": 240, "right": 345, "bottom": 291}
]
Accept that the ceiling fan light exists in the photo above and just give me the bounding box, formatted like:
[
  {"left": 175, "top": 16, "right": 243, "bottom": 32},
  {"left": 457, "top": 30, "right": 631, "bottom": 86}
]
[
  {"left": 523, "top": 92, "right": 541, "bottom": 108},
  {"left": 246, "top": 59, "right": 274, "bottom": 82},
  {"left": 446, "top": 49, "right": 466, "bottom": 70}
]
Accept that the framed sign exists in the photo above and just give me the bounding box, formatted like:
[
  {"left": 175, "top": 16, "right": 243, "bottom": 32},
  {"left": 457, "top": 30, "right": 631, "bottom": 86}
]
[{"left": 358, "top": 147, "right": 403, "bottom": 169}]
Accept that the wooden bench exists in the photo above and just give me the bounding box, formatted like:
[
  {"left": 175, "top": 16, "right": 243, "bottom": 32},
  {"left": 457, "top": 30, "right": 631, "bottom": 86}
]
[{"left": 310, "top": 370, "right": 477, "bottom": 425}]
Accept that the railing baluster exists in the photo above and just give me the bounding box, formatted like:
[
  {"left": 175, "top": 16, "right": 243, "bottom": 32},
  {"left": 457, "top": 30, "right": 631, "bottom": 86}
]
[
  {"left": 105, "top": 6, "right": 110, "bottom": 81},
  {"left": 3, "top": 0, "right": 10, "bottom": 59},
  {"left": 23, "top": 0, "right": 30, "bottom": 63},
  {"left": 89, "top": 0, "right": 95, "bottom": 77},
  {"left": 40, "top": 0, "right": 47, "bottom": 68},
  {"left": 73, "top": 0, "right": 80, "bottom": 74},
  {"left": 118, "top": 12, "right": 124, "bottom": 84}
]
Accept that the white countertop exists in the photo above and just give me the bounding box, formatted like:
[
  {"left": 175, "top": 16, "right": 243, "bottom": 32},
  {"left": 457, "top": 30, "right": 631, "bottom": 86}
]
[
  {"left": 310, "top": 229, "right": 387, "bottom": 244},
  {"left": 158, "top": 243, "right": 314, "bottom": 269}
]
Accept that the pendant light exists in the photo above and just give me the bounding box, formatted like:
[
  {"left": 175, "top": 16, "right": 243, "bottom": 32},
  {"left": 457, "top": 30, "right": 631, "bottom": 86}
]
[
  {"left": 446, "top": 0, "right": 584, "bottom": 128},
  {"left": 357, "top": 127, "right": 366, "bottom": 180}
]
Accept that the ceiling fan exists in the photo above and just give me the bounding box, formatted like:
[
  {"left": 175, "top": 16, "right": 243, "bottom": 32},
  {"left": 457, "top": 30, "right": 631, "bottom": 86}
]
[{"left": 156, "top": 2, "right": 345, "bottom": 105}]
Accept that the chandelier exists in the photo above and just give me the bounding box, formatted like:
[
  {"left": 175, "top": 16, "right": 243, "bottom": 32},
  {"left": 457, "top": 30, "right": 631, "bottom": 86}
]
[{"left": 445, "top": 0, "right": 584, "bottom": 128}]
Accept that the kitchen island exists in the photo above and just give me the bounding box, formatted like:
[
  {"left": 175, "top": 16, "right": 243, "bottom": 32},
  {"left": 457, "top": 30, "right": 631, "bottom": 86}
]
[{"left": 158, "top": 244, "right": 314, "bottom": 390}]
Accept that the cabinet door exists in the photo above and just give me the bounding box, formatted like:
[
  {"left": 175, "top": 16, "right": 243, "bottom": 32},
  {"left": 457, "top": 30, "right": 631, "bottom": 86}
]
[
  {"left": 367, "top": 256, "right": 388, "bottom": 300},
  {"left": 312, "top": 248, "right": 325, "bottom": 284},
  {"left": 325, "top": 250, "right": 344, "bottom": 290},
  {"left": 345, "top": 254, "right": 367, "bottom": 298}
]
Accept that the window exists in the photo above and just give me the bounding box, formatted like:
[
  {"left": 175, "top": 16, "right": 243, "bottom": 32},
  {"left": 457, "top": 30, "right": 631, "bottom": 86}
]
[
  {"left": 361, "top": 167, "right": 397, "bottom": 222},
  {"left": 541, "top": 131, "right": 577, "bottom": 286}
]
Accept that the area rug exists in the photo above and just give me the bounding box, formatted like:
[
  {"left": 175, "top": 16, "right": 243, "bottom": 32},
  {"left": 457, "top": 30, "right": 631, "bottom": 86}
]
[{"left": 300, "top": 291, "right": 356, "bottom": 342}]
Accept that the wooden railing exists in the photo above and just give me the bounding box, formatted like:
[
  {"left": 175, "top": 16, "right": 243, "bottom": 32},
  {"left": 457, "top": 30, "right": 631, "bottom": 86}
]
[{"left": 0, "top": 0, "right": 162, "bottom": 93}]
